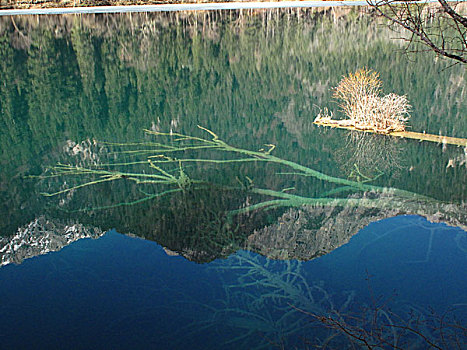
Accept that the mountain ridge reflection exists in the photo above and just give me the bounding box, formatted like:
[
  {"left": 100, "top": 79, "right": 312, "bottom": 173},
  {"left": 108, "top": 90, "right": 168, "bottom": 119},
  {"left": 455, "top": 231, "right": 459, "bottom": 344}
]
[{"left": 7, "top": 128, "right": 462, "bottom": 265}]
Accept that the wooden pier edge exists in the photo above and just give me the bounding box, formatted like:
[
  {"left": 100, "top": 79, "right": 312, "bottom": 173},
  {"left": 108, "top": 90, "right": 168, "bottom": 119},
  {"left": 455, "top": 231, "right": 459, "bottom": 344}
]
[{"left": 313, "top": 120, "right": 467, "bottom": 147}]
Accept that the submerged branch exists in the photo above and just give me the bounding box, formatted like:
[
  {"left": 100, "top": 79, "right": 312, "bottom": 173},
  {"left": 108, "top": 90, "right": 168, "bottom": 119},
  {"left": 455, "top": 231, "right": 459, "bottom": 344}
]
[{"left": 40, "top": 127, "right": 439, "bottom": 217}]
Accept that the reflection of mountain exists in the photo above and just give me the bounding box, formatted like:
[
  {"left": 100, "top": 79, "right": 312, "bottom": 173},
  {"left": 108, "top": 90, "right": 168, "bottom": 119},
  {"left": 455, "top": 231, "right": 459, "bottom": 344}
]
[
  {"left": 2, "top": 189, "right": 465, "bottom": 267},
  {"left": 247, "top": 202, "right": 387, "bottom": 260},
  {"left": 247, "top": 193, "right": 467, "bottom": 261},
  {"left": 0, "top": 216, "right": 104, "bottom": 267},
  {"left": 126, "top": 188, "right": 268, "bottom": 263}
]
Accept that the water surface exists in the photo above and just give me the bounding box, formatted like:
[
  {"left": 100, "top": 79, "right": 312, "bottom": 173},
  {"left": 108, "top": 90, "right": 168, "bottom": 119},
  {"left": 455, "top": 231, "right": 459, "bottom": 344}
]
[{"left": 0, "top": 8, "right": 466, "bottom": 349}]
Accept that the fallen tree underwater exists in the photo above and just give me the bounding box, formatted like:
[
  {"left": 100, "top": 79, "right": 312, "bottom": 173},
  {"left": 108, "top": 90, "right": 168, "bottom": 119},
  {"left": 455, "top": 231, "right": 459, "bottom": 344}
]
[{"left": 36, "top": 126, "right": 467, "bottom": 231}]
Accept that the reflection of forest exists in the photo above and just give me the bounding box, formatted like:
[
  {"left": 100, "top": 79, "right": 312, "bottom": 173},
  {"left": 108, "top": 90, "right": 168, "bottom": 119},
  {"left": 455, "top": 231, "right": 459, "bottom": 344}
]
[{"left": 0, "top": 8, "right": 465, "bottom": 237}]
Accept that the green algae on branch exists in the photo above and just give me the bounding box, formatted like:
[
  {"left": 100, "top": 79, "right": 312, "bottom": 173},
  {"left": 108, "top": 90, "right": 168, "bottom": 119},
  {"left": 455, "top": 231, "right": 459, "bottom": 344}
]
[
  {"left": 38, "top": 126, "right": 438, "bottom": 217},
  {"left": 142, "top": 126, "right": 431, "bottom": 204}
]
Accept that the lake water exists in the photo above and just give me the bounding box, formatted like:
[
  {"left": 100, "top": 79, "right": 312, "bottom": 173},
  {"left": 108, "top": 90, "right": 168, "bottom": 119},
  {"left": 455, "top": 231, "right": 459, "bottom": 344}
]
[{"left": 0, "top": 7, "right": 466, "bottom": 349}]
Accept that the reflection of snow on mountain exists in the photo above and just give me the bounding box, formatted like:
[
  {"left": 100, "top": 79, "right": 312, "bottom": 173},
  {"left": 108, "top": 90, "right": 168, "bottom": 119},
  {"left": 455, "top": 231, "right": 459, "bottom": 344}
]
[{"left": 0, "top": 216, "right": 104, "bottom": 267}]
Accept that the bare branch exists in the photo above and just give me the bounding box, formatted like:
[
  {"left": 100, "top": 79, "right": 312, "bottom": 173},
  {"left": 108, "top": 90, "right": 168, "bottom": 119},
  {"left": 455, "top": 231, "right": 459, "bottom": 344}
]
[
  {"left": 368, "top": 0, "right": 466, "bottom": 63},
  {"left": 438, "top": 0, "right": 467, "bottom": 28}
]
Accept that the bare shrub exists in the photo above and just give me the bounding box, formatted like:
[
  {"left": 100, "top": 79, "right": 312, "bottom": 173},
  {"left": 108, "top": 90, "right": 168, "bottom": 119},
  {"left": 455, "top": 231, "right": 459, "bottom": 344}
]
[{"left": 333, "top": 68, "right": 411, "bottom": 133}]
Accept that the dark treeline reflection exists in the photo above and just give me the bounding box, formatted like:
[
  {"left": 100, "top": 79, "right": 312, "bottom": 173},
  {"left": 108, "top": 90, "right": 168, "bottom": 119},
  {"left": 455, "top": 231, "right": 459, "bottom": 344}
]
[{"left": 0, "top": 8, "right": 465, "bottom": 240}]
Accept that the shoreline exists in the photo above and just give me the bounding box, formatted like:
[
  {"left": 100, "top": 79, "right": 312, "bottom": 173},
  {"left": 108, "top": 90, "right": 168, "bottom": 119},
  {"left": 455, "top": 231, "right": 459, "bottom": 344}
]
[{"left": 0, "top": 0, "right": 445, "bottom": 16}]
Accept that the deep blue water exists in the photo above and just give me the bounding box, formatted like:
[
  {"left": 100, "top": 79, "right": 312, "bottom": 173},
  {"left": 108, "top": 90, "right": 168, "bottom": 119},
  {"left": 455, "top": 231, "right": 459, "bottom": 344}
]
[{"left": 1, "top": 215, "right": 465, "bottom": 349}]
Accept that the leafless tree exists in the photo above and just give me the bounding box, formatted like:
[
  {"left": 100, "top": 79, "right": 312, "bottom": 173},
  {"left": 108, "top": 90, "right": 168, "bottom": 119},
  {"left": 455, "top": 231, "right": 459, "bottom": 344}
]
[{"left": 368, "top": 0, "right": 467, "bottom": 64}]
